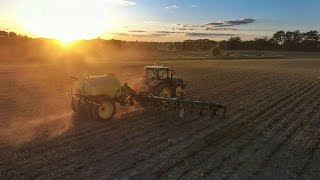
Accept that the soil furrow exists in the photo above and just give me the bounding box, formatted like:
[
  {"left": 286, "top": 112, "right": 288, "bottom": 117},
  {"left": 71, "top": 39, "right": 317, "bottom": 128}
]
[
  {"left": 63, "top": 69, "right": 298, "bottom": 179},
  {"left": 165, "top": 74, "right": 316, "bottom": 179},
  {"left": 107, "top": 75, "right": 290, "bottom": 179},
  {"left": 0, "top": 69, "right": 284, "bottom": 174},
  {"left": 2, "top": 61, "right": 320, "bottom": 179},
  {"left": 212, "top": 79, "right": 320, "bottom": 179},
  {"left": 258, "top": 104, "right": 320, "bottom": 178},
  {"left": 123, "top": 74, "right": 312, "bottom": 179},
  {"left": 228, "top": 80, "right": 320, "bottom": 178}
]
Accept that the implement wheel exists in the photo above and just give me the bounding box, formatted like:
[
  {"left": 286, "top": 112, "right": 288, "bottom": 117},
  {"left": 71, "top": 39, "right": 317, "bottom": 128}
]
[
  {"left": 92, "top": 98, "right": 116, "bottom": 121},
  {"left": 71, "top": 97, "right": 77, "bottom": 112},
  {"left": 71, "top": 97, "right": 84, "bottom": 113}
]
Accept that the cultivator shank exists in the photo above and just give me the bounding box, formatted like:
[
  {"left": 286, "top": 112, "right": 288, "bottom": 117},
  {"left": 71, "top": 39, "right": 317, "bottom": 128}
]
[{"left": 120, "top": 84, "right": 226, "bottom": 118}]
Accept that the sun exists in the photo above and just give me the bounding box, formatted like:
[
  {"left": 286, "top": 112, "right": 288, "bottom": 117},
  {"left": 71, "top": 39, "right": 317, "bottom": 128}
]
[{"left": 20, "top": 0, "right": 112, "bottom": 41}]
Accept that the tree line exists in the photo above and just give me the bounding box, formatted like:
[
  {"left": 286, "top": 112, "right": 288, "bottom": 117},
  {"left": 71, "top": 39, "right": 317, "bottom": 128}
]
[
  {"left": 0, "top": 30, "right": 319, "bottom": 52},
  {"left": 161, "top": 30, "right": 320, "bottom": 52},
  {"left": 219, "top": 30, "right": 320, "bottom": 51}
]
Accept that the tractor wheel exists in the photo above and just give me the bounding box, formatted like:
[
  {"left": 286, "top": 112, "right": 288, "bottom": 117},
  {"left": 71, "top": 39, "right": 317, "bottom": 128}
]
[
  {"left": 91, "top": 98, "right": 116, "bottom": 121},
  {"left": 154, "top": 84, "right": 172, "bottom": 97},
  {"left": 72, "top": 97, "right": 90, "bottom": 120},
  {"left": 85, "top": 103, "right": 95, "bottom": 119},
  {"left": 175, "top": 86, "right": 184, "bottom": 98}
]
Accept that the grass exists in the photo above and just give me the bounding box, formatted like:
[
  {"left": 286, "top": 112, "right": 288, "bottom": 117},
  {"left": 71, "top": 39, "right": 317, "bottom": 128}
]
[{"left": 158, "top": 50, "right": 287, "bottom": 61}]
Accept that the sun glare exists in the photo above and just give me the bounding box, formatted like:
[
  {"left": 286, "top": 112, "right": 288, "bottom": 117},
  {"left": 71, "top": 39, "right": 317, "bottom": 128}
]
[{"left": 20, "top": 0, "right": 113, "bottom": 41}]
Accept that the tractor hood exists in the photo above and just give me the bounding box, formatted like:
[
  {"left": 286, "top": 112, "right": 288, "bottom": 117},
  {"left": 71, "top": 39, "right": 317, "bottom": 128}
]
[
  {"left": 172, "top": 76, "right": 181, "bottom": 79},
  {"left": 172, "top": 76, "right": 184, "bottom": 82}
]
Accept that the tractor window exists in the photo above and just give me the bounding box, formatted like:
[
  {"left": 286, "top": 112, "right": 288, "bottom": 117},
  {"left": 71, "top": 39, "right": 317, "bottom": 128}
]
[
  {"left": 146, "top": 69, "right": 156, "bottom": 79},
  {"left": 159, "top": 69, "right": 169, "bottom": 79},
  {"left": 146, "top": 68, "right": 170, "bottom": 80}
]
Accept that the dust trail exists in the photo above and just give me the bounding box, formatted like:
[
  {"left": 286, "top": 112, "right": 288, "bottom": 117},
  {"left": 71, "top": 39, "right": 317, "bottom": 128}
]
[
  {"left": 0, "top": 112, "right": 73, "bottom": 145},
  {"left": 116, "top": 103, "right": 144, "bottom": 119}
]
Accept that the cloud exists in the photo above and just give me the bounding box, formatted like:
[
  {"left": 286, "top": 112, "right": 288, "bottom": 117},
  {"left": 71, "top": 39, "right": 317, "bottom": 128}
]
[
  {"left": 191, "top": 5, "right": 197, "bottom": 8},
  {"left": 172, "top": 23, "right": 238, "bottom": 32},
  {"left": 165, "top": 5, "right": 179, "bottom": 10},
  {"left": 185, "top": 32, "right": 236, "bottom": 37},
  {"left": 155, "top": 31, "right": 178, "bottom": 34},
  {"left": 111, "top": 32, "right": 173, "bottom": 38},
  {"left": 158, "top": 19, "right": 252, "bottom": 33},
  {"left": 172, "top": 24, "right": 196, "bottom": 31},
  {"left": 111, "top": 30, "right": 237, "bottom": 39},
  {"left": 205, "top": 27, "right": 238, "bottom": 31},
  {"left": 205, "top": 18, "right": 256, "bottom": 27},
  {"left": 133, "top": 33, "right": 169, "bottom": 38},
  {"left": 155, "top": 31, "right": 185, "bottom": 35},
  {"left": 105, "top": 0, "right": 136, "bottom": 6},
  {"left": 121, "top": 0, "right": 136, "bottom": 5},
  {"left": 129, "top": 30, "right": 147, "bottom": 33},
  {"left": 143, "top": 21, "right": 161, "bottom": 24},
  {"left": 175, "top": 24, "right": 188, "bottom": 27},
  {"left": 110, "top": 33, "right": 130, "bottom": 36}
]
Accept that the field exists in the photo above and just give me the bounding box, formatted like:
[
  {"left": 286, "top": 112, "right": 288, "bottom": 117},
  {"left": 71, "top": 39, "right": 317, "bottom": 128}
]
[
  {"left": 1, "top": 59, "right": 320, "bottom": 179},
  {"left": 158, "top": 50, "right": 320, "bottom": 61}
]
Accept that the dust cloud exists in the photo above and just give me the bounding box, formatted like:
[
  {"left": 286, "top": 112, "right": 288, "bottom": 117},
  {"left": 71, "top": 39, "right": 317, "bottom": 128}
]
[
  {"left": 0, "top": 44, "right": 153, "bottom": 146},
  {"left": 0, "top": 112, "right": 73, "bottom": 145}
]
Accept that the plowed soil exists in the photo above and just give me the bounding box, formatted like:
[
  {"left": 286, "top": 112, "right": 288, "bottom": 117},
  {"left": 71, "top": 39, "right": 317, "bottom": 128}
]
[{"left": 1, "top": 59, "right": 320, "bottom": 179}]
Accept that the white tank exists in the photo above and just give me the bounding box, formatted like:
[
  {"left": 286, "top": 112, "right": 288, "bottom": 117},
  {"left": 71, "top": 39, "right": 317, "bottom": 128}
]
[{"left": 72, "top": 74, "right": 121, "bottom": 98}]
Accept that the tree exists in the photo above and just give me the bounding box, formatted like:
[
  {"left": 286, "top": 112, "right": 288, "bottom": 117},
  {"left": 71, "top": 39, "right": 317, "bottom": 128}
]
[
  {"left": 218, "top": 40, "right": 227, "bottom": 50},
  {"left": 210, "top": 45, "right": 221, "bottom": 56},
  {"left": 302, "top": 30, "right": 319, "bottom": 51},
  {"left": 271, "top": 31, "right": 286, "bottom": 46},
  {"left": 252, "top": 37, "right": 270, "bottom": 50},
  {"left": 226, "top": 37, "right": 242, "bottom": 50}
]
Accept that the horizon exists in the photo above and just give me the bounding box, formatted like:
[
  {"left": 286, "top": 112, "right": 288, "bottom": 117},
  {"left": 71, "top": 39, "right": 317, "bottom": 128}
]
[{"left": 1, "top": 0, "right": 320, "bottom": 42}]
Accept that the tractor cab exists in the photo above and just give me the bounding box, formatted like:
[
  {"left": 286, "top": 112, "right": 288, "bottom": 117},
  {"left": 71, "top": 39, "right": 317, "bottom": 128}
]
[
  {"left": 139, "top": 65, "right": 186, "bottom": 98},
  {"left": 144, "top": 66, "right": 173, "bottom": 81}
]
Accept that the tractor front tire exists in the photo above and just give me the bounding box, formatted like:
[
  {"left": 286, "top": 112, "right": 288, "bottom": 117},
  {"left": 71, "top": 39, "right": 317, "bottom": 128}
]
[{"left": 175, "top": 86, "right": 185, "bottom": 98}]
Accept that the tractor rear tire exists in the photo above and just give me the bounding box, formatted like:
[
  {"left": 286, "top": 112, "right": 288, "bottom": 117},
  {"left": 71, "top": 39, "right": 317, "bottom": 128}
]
[
  {"left": 91, "top": 98, "right": 116, "bottom": 121},
  {"left": 154, "top": 84, "right": 172, "bottom": 98}
]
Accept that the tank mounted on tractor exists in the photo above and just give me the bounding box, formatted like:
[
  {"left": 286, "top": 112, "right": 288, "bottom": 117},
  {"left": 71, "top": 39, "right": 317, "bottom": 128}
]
[{"left": 69, "top": 66, "right": 226, "bottom": 121}]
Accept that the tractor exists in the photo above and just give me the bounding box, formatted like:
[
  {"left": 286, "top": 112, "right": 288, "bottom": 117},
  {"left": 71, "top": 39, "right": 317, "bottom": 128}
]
[
  {"left": 137, "top": 66, "right": 186, "bottom": 98},
  {"left": 69, "top": 67, "right": 226, "bottom": 121}
]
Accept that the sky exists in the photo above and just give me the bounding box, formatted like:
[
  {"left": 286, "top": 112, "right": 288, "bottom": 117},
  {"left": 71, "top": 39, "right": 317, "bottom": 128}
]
[{"left": 0, "top": 0, "right": 320, "bottom": 42}]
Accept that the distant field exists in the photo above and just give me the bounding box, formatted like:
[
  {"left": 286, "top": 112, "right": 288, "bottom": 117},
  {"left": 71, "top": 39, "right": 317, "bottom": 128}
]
[
  {"left": 158, "top": 50, "right": 320, "bottom": 61},
  {"left": 0, "top": 50, "right": 319, "bottom": 65},
  {"left": 228, "top": 50, "right": 320, "bottom": 59},
  {"left": 1, "top": 59, "right": 320, "bottom": 179}
]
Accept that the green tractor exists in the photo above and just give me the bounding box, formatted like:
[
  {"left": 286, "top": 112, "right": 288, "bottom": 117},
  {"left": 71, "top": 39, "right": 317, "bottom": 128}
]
[{"left": 137, "top": 66, "right": 186, "bottom": 98}]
